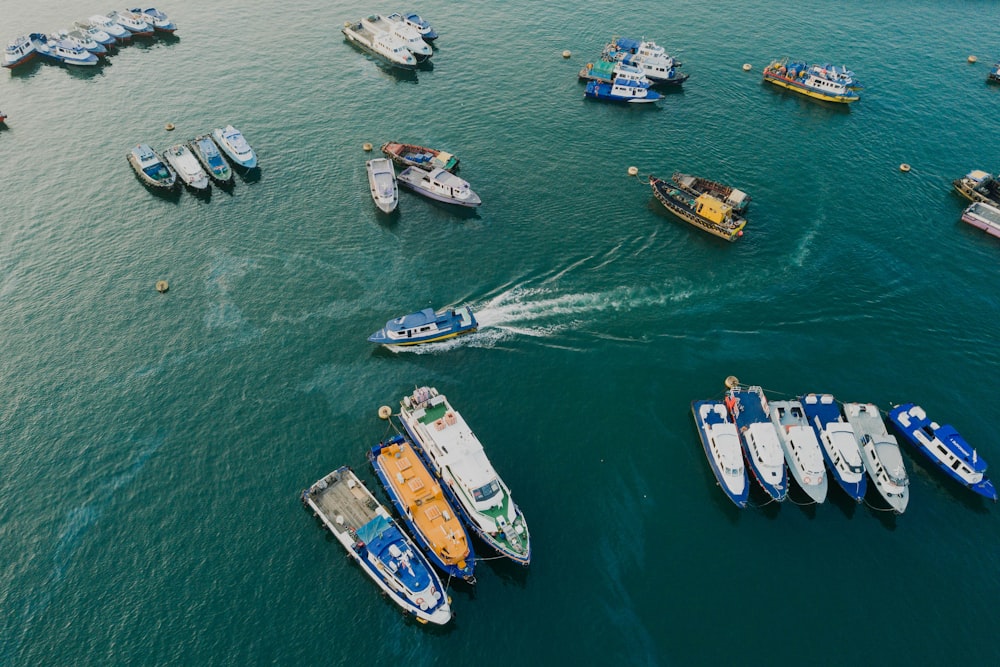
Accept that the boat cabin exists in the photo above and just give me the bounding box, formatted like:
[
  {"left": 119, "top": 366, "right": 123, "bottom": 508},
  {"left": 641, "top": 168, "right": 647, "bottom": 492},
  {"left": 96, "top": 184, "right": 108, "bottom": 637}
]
[{"left": 694, "top": 194, "right": 733, "bottom": 224}]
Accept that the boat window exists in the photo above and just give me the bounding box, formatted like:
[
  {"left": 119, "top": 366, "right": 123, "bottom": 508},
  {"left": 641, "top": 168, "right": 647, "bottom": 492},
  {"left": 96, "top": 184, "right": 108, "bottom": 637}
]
[
  {"left": 952, "top": 460, "right": 963, "bottom": 471},
  {"left": 472, "top": 479, "right": 501, "bottom": 502},
  {"left": 936, "top": 444, "right": 949, "bottom": 456}
]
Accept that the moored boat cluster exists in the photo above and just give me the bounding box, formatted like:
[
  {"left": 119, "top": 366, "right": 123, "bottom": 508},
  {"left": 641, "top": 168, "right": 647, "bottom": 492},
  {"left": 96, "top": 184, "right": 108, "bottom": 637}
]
[
  {"left": 341, "top": 12, "right": 437, "bottom": 69},
  {"left": 365, "top": 140, "right": 480, "bottom": 213},
  {"left": 578, "top": 35, "right": 687, "bottom": 104},
  {"left": 694, "top": 380, "right": 997, "bottom": 512},
  {"left": 3, "top": 9, "right": 176, "bottom": 70},
  {"left": 127, "top": 124, "right": 257, "bottom": 194},
  {"left": 303, "top": 386, "right": 530, "bottom": 625}
]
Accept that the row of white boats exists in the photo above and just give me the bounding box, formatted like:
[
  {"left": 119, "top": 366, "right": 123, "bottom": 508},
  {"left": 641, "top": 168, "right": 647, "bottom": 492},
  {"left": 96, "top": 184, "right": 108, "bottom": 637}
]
[
  {"left": 127, "top": 125, "right": 257, "bottom": 192},
  {"left": 302, "top": 387, "right": 530, "bottom": 626},
  {"left": 341, "top": 12, "right": 437, "bottom": 69},
  {"left": 3, "top": 9, "right": 176, "bottom": 69},
  {"left": 694, "top": 381, "right": 997, "bottom": 513}
]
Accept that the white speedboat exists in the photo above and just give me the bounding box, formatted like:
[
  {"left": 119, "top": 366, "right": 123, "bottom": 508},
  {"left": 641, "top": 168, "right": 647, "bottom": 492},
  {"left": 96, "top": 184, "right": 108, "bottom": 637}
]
[
  {"left": 399, "top": 13, "right": 437, "bottom": 41},
  {"left": 88, "top": 15, "right": 131, "bottom": 43},
  {"left": 801, "top": 393, "right": 867, "bottom": 502},
  {"left": 770, "top": 400, "right": 828, "bottom": 503},
  {"left": 399, "top": 386, "right": 531, "bottom": 565},
  {"left": 372, "top": 13, "right": 433, "bottom": 61},
  {"left": 397, "top": 166, "right": 481, "bottom": 207},
  {"left": 162, "top": 144, "right": 209, "bottom": 190},
  {"left": 36, "top": 35, "right": 99, "bottom": 66},
  {"left": 691, "top": 400, "right": 749, "bottom": 507},
  {"left": 342, "top": 19, "right": 417, "bottom": 69},
  {"left": 366, "top": 157, "right": 398, "bottom": 213},
  {"left": 843, "top": 402, "right": 909, "bottom": 513},
  {"left": 212, "top": 125, "right": 257, "bottom": 169}
]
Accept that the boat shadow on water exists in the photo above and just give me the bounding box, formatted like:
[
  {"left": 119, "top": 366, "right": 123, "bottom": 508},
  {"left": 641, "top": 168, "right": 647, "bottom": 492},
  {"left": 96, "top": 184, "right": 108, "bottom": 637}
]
[
  {"left": 143, "top": 184, "right": 183, "bottom": 204},
  {"left": 234, "top": 166, "right": 261, "bottom": 184},
  {"left": 761, "top": 84, "right": 852, "bottom": 114}
]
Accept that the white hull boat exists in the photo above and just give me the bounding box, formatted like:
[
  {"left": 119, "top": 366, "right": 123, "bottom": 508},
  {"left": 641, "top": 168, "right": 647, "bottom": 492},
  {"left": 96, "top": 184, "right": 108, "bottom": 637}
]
[
  {"left": 843, "top": 402, "right": 909, "bottom": 513},
  {"left": 770, "top": 400, "right": 828, "bottom": 503},
  {"left": 163, "top": 144, "right": 210, "bottom": 190},
  {"left": 366, "top": 157, "right": 398, "bottom": 212},
  {"left": 397, "top": 166, "right": 481, "bottom": 207}
]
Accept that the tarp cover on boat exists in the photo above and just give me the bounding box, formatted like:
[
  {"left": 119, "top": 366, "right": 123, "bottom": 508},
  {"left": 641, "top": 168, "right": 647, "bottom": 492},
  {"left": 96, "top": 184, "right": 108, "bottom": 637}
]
[{"left": 356, "top": 514, "right": 392, "bottom": 545}]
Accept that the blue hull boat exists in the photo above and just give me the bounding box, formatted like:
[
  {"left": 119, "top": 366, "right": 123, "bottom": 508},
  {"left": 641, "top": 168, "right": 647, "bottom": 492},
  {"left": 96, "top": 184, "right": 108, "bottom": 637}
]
[
  {"left": 801, "top": 394, "right": 867, "bottom": 502},
  {"left": 584, "top": 79, "right": 661, "bottom": 103},
  {"left": 889, "top": 403, "right": 997, "bottom": 501},
  {"left": 692, "top": 400, "right": 750, "bottom": 508},
  {"left": 724, "top": 385, "right": 787, "bottom": 501},
  {"left": 369, "top": 305, "right": 477, "bottom": 346}
]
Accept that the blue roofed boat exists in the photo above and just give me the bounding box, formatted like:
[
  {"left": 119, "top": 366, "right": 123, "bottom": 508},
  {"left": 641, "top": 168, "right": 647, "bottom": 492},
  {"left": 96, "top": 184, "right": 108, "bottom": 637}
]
[
  {"left": 369, "top": 305, "right": 477, "bottom": 346},
  {"left": 603, "top": 37, "right": 688, "bottom": 85},
  {"left": 888, "top": 403, "right": 997, "bottom": 501},
  {"left": 584, "top": 78, "right": 661, "bottom": 103},
  {"left": 189, "top": 134, "right": 234, "bottom": 185},
  {"left": 401, "top": 13, "right": 437, "bottom": 41},
  {"left": 724, "top": 384, "right": 787, "bottom": 501},
  {"left": 801, "top": 393, "right": 867, "bottom": 502},
  {"left": 35, "top": 34, "right": 99, "bottom": 66},
  {"left": 691, "top": 400, "right": 749, "bottom": 508},
  {"left": 990, "top": 63, "right": 1000, "bottom": 83},
  {"left": 130, "top": 8, "right": 177, "bottom": 34},
  {"left": 301, "top": 466, "right": 452, "bottom": 625}
]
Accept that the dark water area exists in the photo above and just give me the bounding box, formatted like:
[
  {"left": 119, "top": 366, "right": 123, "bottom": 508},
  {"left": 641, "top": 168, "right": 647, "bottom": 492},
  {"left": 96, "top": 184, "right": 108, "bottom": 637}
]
[{"left": 2, "top": 1, "right": 1000, "bottom": 664}]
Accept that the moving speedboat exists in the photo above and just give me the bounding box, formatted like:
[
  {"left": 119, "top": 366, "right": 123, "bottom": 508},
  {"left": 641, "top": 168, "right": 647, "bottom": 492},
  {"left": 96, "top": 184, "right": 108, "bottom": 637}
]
[
  {"left": 801, "top": 394, "right": 866, "bottom": 502},
  {"left": 725, "top": 384, "right": 787, "bottom": 501},
  {"left": 770, "top": 400, "right": 828, "bottom": 503},
  {"left": 397, "top": 166, "right": 481, "bottom": 207},
  {"left": 691, "top": 400, "right": 749, "bottom": 508},
  {"left": 189, "top": 135, "right": 234, "bottom": 185},
  {"left": 163, "top": 144, "right": 210, "bottom": 190},
  {"left": 843, "top": 402, "right": 909, "bottom": 513},
  {"left": 127, "top": 144, "right": 177, "bottom": 189},
  {"left": 365, "top": 157, "right": 398, "bottom": 213},
  {"left": 399, "top": 386, "right": 531, "bottom": 565},
  {"left": 301, "top": 466, "right": 452, "bottom": 625},
  {"left": 369, "top": 435, "right": 476, "bottom": 583},
  {"left": 212, "top": 124, "right": 257, "bottom": 169},
  {"left": 889, "top": 403, "right": 997, "bottom": 501},
  {"left": 368, "top": 305, "right": 476, "bottom": 346},
  {"left": 4, "top": 35, "right": 40, "bottom": 69}
]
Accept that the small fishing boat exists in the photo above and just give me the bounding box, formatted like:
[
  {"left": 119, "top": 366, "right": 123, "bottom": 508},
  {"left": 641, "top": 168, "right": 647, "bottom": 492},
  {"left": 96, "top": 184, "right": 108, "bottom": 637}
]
[
  {"left": 189, "top": 135, "right": 234, "bottom": 185},
  {"left": 952, "top": 169, "right": 1000, "bottom": 207},
  {"left": 843, "top": 402, "right": 909, "bottom": 514},
  {"left": 36, "top": 34, "right": 99, "bottom": 66},
  {"left": 112, "top": 10, "right": 154, "bottom": 37},
  {"left": 724, "top": 384, "right": 787, "bottom": 501},
  {"left": 364, "top": 14, "right": 432, "bottom": 61},
  {"left": 602, "top": 37, "right": 687, "bottom": 85},
  {"left": 127, "top": 144, "right": 177, "bottom": 189},
  {"left": 163, "top": 144, "right": 210, "bottom": 190},
  {"left": 4, "top": 35, "right": 40, "bottom": 69},
  {"left": 368, "top": 305, "right": 477, "bottom": 346},
  {"left": 989, "top": 63, "right": 1000, "bottom": 83},
  {"left": 691, "top": 400, "right": 749, "bottom": 508},
  {"left": 763, "top": 59, "right": 860, "bottom": 103},
  {"left": 381, "top": 142, "right": 458, "bottom": 173},
  {"left": 649, "top": 176, "right": 747, "bottom": 242},
  {"left": 399, "top": 386, "right": 531, "bottom": 565},
  {"left": 369, "top": 435, "right": 476, "bottom": 583},
  {"left": 584, "top": 78, "right": 661, "bottom": 103},
  {"left": 366, "top": 157, "right": 398, "bottom": 213},
  {"left": 72, "top": 22, "right": 117, "bottom": 48},
  {"left": 130, "top": 8, "right": 177, "bottom": 34},
  {"left": 889, "top": 403, "right": 997, "bottom": 501},
  {"left": 960, "top": 201, "right": 1000, "bottom": 240},
  {"left": 578, "top": 60, "right": 651, "bottom": 87},
  {"left": 301, "top": 466, "right": 452, "bottom": 625},
  {"left": 342, "top": 19, "right": 417, "bottom": 69},
  {"left": 87, "top": 15, "right": 131, "bottom": 43},
  {"left": 212, "top": 124, "right": 258, "bottom": 169},
  {"left": 770, "top": 400, "right": 828, "bottom": 503},
  {"left": 671, "top": 173, "right": 750, "bottom": 214},
  {"left": 397, "top": 166, "right": 481, "bottom": 207},
  {"left": 801, "top": 394, "right": 866, "bottom": 502},
  {"left": 399, "top": 13, "right": 437, "bottom": 41}
]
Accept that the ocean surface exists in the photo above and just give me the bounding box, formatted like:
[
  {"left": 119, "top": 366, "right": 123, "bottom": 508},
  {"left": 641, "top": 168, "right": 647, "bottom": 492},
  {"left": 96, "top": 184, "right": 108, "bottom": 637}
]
[{"left": 3, "top": 1, "right": 1000, "bottom": 664}]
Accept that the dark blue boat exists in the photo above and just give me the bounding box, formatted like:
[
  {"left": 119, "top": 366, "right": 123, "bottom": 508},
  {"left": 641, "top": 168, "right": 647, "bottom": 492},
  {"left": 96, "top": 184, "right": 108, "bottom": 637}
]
[
  {"left": 692, "top": 400, "right": 750, "bottom": 508},
  {"left": 724, "top": 385, "right": 787, "bottom": 501},
  {"left": 888, "top": 403, "right": 997, "bottom": 501},
  {"left": 801, "top": 393, "right": 867, "bottom": 502},
  {"left": 584, "top": 78, "right": 661, "bottom": 103},
  {"left": 368, "top": 305, "right": 477, "bottom": 346}
]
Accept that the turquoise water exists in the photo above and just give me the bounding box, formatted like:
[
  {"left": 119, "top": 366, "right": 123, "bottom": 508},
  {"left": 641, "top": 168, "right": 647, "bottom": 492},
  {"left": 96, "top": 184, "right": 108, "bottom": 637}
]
[{"left": 3, "top": 1, "right": 1000, "bottom": 664}]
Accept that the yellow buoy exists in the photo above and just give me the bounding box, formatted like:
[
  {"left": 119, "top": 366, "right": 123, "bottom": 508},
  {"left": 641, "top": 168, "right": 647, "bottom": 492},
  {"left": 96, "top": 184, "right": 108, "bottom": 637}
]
[
  {"left": 899, "top": 163, "right": 911, "bottom": 173},
  {"left": 164, "top": 123, "right": 175, "bottom": 131},
  {"left": 724, "top": 375, "right": 740, "bottom": 389},
  {"left": 378, "top": 405, "right": 392, "bottom": 420},
  {"left": 363, "top": 142, "right": 373, "bottom": 151},
  {"left": 968, "top": 55, "right": 978, "bottom": 63},
  {"left": 155, "top": 280, "right": 169, "bottom": 293},
  {"left": 742, "top": 63, "right": 752, "bottom": 71},
  {"left": 562, "top": 50, "right": 571, "bottom": 58},
  {"left": 627, "top": 166, "right": 639, "bottom": 176}
]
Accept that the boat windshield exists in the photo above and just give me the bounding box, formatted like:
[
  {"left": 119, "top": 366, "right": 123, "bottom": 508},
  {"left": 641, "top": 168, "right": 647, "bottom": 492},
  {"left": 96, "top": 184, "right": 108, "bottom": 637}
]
[{"left": 472, "top": 479, "right": 501, "bottom": 502}]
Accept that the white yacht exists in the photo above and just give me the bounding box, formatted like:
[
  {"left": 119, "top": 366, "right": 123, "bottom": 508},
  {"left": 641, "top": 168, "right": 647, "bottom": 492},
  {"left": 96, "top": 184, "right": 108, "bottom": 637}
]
[
  {"left": 398, "top": 386, "right": 530, "bottom": 565},
  {"left": 367, "top": 14, "right": 432, "bottom": 61},
  {"left": 162, "top": 144, "right": 210, "bottom": 190},
  {"left": 769, "top": 400, "right": 828, "bottom": 503},
  {"left": 397, "top": 166, "right": 481, "bottom": 207},
  {"left": 366, "top": 157, "right": 398, "bottom": 213},
  {"left": 843, "top": 402, "right": 909, "bottom": 514},
  {"left": 342, "top": 19, "right": 417, "bottom": 69}
]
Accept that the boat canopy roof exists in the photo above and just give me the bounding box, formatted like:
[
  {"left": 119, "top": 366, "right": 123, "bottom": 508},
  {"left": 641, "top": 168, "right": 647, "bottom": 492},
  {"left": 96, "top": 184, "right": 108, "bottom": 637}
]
[
  {"left": 967, "top": 169, "right": 991, "bottom": 182},
  {"left": 356, "top": 514, "right": 393, "bottom": 546},
  {"left": 394, "top": 308, "right": 437, "bottom": 329},
  {"left": 615, "top": 37, "right": 641, "bottom": 51},
  {"left": 694, "top": 194, "right": 732, "bottom": 223}
]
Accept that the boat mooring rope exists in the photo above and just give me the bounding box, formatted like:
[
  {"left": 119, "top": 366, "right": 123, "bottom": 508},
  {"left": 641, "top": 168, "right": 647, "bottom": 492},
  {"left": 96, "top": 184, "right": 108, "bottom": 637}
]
[
  {"left": 863, "top": 497, "right": 896, "bottom": 512},
  {"left": 786, "top": 496, "right": 816, "bottom": 506},
  {"left": 474, "top": 554, "right": 510, "bottom": 562},
  {"left": 748, "top": 496, "right": 777, "bottom": 508}
]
